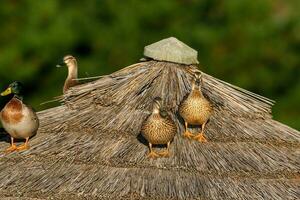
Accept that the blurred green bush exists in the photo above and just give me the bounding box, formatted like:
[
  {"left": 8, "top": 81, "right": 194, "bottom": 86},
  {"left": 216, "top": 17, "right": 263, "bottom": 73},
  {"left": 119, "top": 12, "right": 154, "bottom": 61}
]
[{"left": 0, "top": 0, "right": 299, "bottom": 129}]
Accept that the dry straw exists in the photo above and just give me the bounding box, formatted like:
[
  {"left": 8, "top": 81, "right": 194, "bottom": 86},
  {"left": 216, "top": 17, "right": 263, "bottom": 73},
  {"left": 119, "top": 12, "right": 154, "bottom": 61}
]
[{"left": 0, "top": 59, "right": 299, "bottom": 199}]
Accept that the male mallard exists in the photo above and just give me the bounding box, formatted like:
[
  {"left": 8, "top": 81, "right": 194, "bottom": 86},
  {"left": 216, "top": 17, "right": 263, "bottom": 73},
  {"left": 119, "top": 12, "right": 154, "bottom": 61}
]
[
  {"left": 141, "top": 97, "right": 177, "bottom": 158},
  {"left": 179, "top": 72, "right": 212, "bottom": 143},
  {"left": 0, "top": 81, "right": 39, "bottom": 152},
  {"left": 57, "top": 55, "right": 78, "bottom": 94}
]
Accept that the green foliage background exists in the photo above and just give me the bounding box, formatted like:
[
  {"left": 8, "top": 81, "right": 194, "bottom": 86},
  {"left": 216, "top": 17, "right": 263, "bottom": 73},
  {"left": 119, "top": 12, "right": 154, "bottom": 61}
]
[{"left": 0, "top": 0, "right": 299, "bottom": 129}]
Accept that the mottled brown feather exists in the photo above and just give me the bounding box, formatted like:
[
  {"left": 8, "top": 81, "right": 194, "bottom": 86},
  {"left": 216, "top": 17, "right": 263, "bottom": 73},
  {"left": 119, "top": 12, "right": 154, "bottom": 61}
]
[
  {"left": 179, "top": 89, "right": 212, "bottom": 125},
  {"left": 141, "top": 113, "right": 177, "bottom": 145}
]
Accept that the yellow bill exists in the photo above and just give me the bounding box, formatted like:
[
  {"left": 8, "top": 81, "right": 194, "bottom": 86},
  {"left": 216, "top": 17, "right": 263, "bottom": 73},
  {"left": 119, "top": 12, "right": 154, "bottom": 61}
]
[{"left": 1, "top": 87, "right": 12, "bottom": 96}]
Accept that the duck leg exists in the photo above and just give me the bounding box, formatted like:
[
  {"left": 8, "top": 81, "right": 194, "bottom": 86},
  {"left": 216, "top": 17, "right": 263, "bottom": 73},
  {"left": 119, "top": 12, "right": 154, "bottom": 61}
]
[
  {"left": 16, "top": 137, "right": 30, "bottom": 151},
  {"left": 183, "top": 122, "right": 194, "bottom": 139},
  {"left": 158, "top": 141, "right": 171, "bottom": 157},
  {"left": 194, "top": 122, "right": 208, "bottom": 143},
  {"left": 147, "top": 143, "right": 160, "bottom": 159},
  {"left": 5, "top": 137, "right": 17, "bottom": 153}
]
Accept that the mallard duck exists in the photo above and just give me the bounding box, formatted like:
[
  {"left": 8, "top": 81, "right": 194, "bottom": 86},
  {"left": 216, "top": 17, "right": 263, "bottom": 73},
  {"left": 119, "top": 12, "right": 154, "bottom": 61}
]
[
  {"left": 0, "top": 81, "right": 39, "bottom": 152},
  {"left": 57, "top": 55, "right": 78, "bottom": 94},
  {"left": 179, "top": 72, "right": 212, "bottom": 143},
  {"left": 141, "top": 97, "right": 177, "bottom": 158}
]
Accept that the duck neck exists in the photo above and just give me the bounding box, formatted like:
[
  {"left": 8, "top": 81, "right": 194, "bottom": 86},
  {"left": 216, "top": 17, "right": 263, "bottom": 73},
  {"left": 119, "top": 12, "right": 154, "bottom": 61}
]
[
  {"left": 63, "top": 61, "right": 78, "bottom": 93},
  {"left": 14, "top": 94, "right": 23, "bottom": 101},
  {"left": 191, "top": 81, "right": 203, "bottom": 97},
  {"left": 66, "top": 60, "right": 78, "bottom": 81}
]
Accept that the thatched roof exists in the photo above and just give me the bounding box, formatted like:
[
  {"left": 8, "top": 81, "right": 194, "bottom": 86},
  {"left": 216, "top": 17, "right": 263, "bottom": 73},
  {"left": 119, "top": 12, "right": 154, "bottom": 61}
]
[{"left": 0, "top": 39, "right": 299, "bottom": 200}]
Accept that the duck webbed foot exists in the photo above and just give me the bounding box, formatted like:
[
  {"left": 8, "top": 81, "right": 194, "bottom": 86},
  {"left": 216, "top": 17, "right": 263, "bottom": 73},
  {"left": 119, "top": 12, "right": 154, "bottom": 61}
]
[
  {"left": 193, "top": 133, "right": 207, "bottom": 143},
  {"left": 5, "top": 144, "right": 17, "bottom": 153},
  {"left": 194, "top": 122, "right": 208, "bottom": 143},
  {"left": 16, "top": 144, "right": 30, "bottom": 151},
  {"left": 183, "top": 131, "right": 195, "bottom": 139},
  {"left": 183, "top": 122, "right": 194, "bottom": 139},
  {"left": 158, "top": 150, "right": 170, "bottom": 157},
  {"left": 158, "top": 142, "right": 171, "bottom": 157},
  {"left": 147, "top": 143, "right": 160, "bottom": 159},
  {"left": 5, "top": 137, "right": 17, "bottom": 153},
  {"left": 148, "top": 150, "right": 160, "bottom": 159},
  {"left": 16, "top": 137, "right": 30, "bottom": 151}
]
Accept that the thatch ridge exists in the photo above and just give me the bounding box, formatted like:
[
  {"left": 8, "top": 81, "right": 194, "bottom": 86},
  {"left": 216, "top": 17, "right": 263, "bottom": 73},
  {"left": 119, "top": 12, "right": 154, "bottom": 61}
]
[{"left": 0, "top": 60, "right": 299, "bottom": 200}]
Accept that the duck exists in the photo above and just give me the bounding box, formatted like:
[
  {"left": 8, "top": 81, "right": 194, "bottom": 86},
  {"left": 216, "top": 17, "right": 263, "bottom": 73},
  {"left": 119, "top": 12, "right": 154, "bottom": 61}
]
[
  {"left": 0, "top": 81, "right": 39, "bottom": 152},
  {"left": 141, "top": 97, "right": 177, "bottom": 158},
  {"left": 57, "top": 55, "right": 78, "bottom": 94},
  {"left": 179, "top": 71, "right": 213, "bottom": 143}
]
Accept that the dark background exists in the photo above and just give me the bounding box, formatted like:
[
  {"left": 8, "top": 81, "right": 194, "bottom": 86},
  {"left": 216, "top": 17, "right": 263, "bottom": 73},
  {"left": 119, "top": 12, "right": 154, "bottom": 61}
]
[{"left": 0, "top": 0, "right": 299, "bottom": 129}]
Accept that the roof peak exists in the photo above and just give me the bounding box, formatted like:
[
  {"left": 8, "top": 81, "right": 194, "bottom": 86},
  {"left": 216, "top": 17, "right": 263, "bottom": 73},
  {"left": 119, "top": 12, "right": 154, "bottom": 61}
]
[{"left": 143, "top": 37, "right": 199, "bottom": 65}]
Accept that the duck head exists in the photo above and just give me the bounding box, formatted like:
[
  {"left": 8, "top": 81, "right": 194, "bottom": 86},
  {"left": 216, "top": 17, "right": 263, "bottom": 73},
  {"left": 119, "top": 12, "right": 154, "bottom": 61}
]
[
  {"left": 1, "top": 81, "right": 24, "bottom": 99},
  {"left": 192, "top": 71, "right": 203, "bottom": 91},
  {"left": 152, "top": 97, "right": 168, "bottom": 118},
  {"left": 56, "top": 55, "right": 77, "bottom": 69}
]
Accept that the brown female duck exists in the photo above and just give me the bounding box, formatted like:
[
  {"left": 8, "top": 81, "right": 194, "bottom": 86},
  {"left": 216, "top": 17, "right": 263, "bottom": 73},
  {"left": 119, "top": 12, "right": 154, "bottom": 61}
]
[
  {"left": 0, "top": 81, "right": 39, "bottom": 152},
  {"left": 179, "top": 72, "right": 212, "bottom": 143},
  {"left": 57, "top": 55, "right": 78, "bottom": 94},
  {"left": 141, "top": 97, "right": 177, "bottom": 158}
]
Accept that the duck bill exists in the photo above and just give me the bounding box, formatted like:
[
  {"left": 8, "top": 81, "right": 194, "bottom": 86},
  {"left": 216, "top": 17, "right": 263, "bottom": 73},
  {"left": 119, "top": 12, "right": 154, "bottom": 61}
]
[
  {"left": 56, "top": 63, "right": 66, "bottom": 68},
  {"left": 1, "top": 87, "right": 12, "bottom": 96}
]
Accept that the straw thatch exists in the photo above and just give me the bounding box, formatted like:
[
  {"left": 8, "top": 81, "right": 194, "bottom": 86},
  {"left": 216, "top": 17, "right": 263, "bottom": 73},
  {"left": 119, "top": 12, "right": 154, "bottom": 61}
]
[{"left": 0, "top": 60, "right": 299, "bottom": 200}]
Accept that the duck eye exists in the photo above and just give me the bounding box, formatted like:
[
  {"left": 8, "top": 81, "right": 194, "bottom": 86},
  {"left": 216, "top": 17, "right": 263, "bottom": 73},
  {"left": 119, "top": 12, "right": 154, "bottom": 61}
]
[
  {"left": 160, "top": 110, "right": 168, "bottom": 118},
  {"left": 10, "top": 83, "right": 16, "bottom": 89}
]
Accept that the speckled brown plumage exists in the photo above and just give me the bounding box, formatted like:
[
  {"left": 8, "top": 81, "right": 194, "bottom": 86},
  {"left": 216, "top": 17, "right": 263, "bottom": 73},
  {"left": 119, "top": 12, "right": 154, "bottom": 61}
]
[
  {"left": 179, "top": 73, "right": 213, "bottom": 142},
  {"left": 142, "top": 113, "right": 176, "bottom": 145},
  {"left": 141, "top": 99, "right": 177, "bottom": 158}
]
